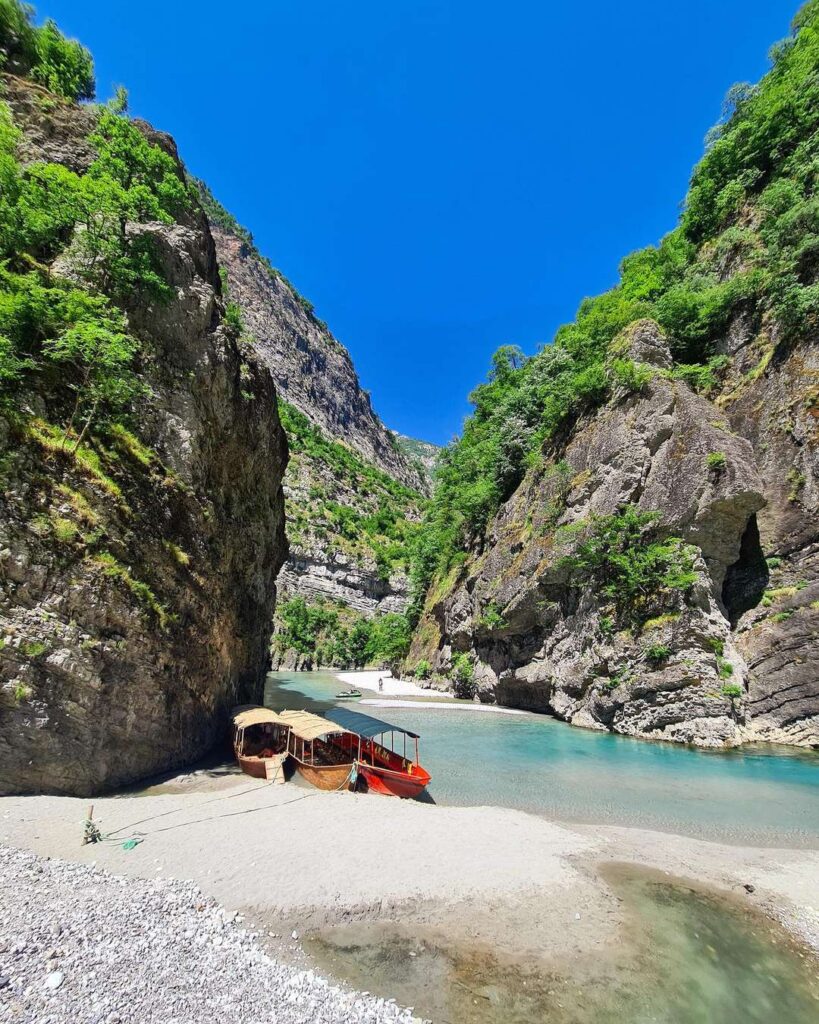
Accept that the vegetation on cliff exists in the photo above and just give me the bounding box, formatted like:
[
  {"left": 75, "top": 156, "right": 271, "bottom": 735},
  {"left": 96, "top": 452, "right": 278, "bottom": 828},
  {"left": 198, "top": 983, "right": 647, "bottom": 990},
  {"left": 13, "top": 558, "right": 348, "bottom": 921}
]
[
  {"left": 0, "top": 0, "right": 93, "bottom": 101},
  {"left": 273, "top": 596, "right": 411, "bottom": 669},
  {"left": 281, "top": 401, "right": 422, "bottom": 580},
  {"left": 409, "top": 0, "right": 819, "bottom": 615},
  {"left": 272, "top": 403, "right": 420, "bottom": 669},
  {"left": 0, "top": 5, "right": 227, "bottom": 632},
  {"left": 1, "top": 1, "right": 288, "bottom": 793}
]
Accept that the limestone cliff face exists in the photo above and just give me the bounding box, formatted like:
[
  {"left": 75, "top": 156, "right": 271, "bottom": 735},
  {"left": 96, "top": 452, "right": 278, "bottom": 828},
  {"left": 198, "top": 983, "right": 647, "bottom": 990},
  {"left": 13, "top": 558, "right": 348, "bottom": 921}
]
[
  {"left": 410, "top": 320, "right": 817, "bottom": 748},
  {"left": 715, "top": 319, "right": 819, "bottom": 746},
  {"left": 207, "top": 222, "right": 424, "bottom": 637},
  {"left": 0, "top": 77, "right": 288, "bottom": 795},
  {"left": 211, "top": 227, "right": 425, "bottom": 492}
]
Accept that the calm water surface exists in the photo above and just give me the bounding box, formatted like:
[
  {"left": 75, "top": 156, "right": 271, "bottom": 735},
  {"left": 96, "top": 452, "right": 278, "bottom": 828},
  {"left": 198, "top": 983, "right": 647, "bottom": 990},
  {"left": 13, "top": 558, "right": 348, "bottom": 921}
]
[
  {"left": 266, "top": 671, "right": 819, "bottom": 846},
  {"left": 307, "top": 865, "right": 819, "bottom": 1024}
]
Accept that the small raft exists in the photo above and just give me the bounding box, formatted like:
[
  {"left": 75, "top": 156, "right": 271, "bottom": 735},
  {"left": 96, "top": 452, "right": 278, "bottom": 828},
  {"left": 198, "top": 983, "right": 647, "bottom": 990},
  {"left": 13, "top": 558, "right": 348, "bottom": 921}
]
[
  {"left": 335, "top": 688, "right": 362, "bottom": 700},
  {"left": 230, "top": 706, "right": 290, "bottom": 782}
]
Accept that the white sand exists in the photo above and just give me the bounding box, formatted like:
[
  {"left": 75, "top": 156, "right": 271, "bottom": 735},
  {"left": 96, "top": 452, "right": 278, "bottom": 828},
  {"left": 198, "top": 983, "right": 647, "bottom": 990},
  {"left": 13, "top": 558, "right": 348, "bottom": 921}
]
[
  {"left": 335, "top": 670, "right": 452, "bottom": 699},
  {"left": 360, "top": 698, "right": 527, "bottom": 715},
  {"left": 1, "top": 771, "right": 817, "bottom": 956},
  {"left": 0, "top": 777, "right": 589, "bottom": 922}
]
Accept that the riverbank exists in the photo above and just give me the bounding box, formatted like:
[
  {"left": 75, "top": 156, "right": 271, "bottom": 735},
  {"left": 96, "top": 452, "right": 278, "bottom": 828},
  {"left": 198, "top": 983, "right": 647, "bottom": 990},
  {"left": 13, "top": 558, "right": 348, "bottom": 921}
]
[
  {"left": 0, "top": 845, "right": 417, "bottom": 1024},
  {"left": 334, "top": 670, "right": 449, "bottom": 698},
  {"left": 1, "top": 771, "right": 817, "bottom": 964}
]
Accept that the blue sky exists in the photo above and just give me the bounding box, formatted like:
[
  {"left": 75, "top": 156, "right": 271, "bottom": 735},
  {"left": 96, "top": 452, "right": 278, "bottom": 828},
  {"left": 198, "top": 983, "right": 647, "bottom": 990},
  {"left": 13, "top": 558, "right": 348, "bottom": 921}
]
[{"left": 42, "top": 0, "right": 797, "bottom": 445}]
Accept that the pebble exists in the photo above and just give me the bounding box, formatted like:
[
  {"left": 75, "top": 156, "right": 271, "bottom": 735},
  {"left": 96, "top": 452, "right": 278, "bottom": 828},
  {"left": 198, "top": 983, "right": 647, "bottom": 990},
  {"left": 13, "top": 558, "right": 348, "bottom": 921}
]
[{"left": 0, "top": 845, "right": 420, "bottom": 1024}]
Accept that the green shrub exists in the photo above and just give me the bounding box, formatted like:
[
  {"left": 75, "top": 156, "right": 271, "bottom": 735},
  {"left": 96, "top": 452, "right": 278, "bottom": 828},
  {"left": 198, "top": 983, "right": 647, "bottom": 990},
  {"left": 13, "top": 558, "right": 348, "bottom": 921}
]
[
  {"left": 52, "top": 516, "right": 78, "bottom": 542},
  {"left": 706, "top": 451, "right": 727, "bottom": 471},
  {"left": 0, "top": 1, "right": 95, "bottom": 102},
  {"left": 721, "top": 683, "right": 743, "bottom": 701},
  {"left": 478, "top": 601, "right": 507, "bottom": 631},
  {"left": 599, "top": 615, "right": 614, "bottom": 637},
  {"left": 414, "top": 659, "right": 431, "bottom": 679},
  {"left": 22, "top": 640, "right": 48, "bottom": 657},
  {"left": 13, "top": 681, "right": 33, "bottom": 702},
  {"left": 645, "top": 643, "right": 671, "bottom": 666},
  {"left": 164, "top": 541, "right": 190, "bottom": 567},
  {"left": 560, "top": 505, "right": 698, "bottom": 625},
  {"left": 609, "top": 357, "right": 653, "bottom": 393},
  {"left": 716, "top": 654, "right": 734, "bottom": 678},
  {"left": 450, "top": 652, "right": 475, "bottom": 697}
]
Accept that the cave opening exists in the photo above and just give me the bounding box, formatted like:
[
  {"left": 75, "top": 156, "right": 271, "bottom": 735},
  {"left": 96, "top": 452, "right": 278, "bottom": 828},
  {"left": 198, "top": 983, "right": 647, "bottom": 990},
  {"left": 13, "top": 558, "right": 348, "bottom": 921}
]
[{"left": 721, "top": 514, "right": 769, "bottom": 627}]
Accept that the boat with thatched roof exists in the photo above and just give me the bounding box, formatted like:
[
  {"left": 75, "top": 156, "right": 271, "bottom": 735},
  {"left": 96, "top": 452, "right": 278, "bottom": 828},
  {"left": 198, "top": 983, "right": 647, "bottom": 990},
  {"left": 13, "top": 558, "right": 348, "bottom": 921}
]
[
  {"left": 279, "top": 709, "right": 356, "bottom": 791},
  {"left": 230, "top": 706, "right": 291, "bottom": 782}
]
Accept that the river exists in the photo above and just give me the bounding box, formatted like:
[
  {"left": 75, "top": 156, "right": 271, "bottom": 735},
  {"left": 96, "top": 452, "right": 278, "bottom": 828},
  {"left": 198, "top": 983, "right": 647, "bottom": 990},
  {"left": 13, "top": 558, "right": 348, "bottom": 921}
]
[{"left": 265, "top": 670, "right": 819, "bottom": 847}]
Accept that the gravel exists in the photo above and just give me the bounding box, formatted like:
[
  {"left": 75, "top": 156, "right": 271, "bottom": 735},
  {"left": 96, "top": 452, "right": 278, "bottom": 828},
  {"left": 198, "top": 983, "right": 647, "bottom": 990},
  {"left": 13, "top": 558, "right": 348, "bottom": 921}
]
[{"left": 0, "top": 845, "right": 421, "bottom": 1024}]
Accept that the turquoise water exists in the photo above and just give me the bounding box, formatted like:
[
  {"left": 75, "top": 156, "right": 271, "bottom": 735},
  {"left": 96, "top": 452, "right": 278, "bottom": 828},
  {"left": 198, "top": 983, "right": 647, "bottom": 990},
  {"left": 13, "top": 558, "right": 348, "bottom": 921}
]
[
  {"left": 307, "top": 865, "right": 819, "bottom": 1024},
  {"left": 265, "top": 671, "right": 819, "bottom": 847}
]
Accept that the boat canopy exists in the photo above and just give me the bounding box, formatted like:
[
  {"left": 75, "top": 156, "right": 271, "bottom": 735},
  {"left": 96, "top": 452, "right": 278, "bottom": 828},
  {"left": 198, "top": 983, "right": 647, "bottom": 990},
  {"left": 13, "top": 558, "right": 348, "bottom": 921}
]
[
  {"left": 324, "top": 707, "right": 420, "bottom": 740},
  {"left": 232, "top": 707, "right": 290, "bottom": 729},
  {"left": 280, "top": 709, "right": 350, "bottom": 741}
]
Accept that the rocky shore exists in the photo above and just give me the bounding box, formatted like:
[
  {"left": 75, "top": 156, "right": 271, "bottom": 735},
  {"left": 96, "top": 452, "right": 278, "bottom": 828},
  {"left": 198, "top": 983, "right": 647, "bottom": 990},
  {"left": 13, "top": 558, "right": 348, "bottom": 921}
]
[{"left": 0, "top": 845, "right": 418, "bottom": 1024}]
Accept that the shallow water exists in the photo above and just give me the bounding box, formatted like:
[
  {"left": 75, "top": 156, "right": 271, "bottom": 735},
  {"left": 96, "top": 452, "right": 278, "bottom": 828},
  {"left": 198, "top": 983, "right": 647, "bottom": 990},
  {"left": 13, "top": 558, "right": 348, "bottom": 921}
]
[
  {"left": 306, "top": 865, "right": 819, "bottom": 1024},
  {"left": 266, "top": 671, "right": 819, "bottom": 846}
]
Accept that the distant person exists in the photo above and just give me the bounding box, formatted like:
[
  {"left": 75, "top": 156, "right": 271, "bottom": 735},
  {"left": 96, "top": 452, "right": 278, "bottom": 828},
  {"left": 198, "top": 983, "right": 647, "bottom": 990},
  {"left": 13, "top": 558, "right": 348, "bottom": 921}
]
[{"left": 378, "top": 677, "right": 384, "bottom": 692}]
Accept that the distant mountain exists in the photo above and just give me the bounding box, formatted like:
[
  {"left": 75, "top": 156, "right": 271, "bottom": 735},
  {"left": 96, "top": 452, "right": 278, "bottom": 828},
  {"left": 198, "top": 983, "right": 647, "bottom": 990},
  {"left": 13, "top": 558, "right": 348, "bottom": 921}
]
[
  {"left": 195, "top": 185, "right": 426, "bottom": 670},
  {"left": 395, "top": 434, "right": 441, "bottom": 489}
]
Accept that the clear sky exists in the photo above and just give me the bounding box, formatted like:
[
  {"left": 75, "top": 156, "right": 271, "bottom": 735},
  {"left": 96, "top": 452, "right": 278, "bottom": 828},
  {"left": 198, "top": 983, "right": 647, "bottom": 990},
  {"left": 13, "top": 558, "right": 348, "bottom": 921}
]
[{"left": 41, "top": 0, "right": 798, "bottom": 445}]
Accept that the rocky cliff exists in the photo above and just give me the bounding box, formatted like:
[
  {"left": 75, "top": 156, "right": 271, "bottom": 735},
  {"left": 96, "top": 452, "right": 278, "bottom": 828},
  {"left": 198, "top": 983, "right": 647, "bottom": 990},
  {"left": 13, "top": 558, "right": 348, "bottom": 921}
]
[
  {"left": 410, "top": 321, "right": 772, "bottom": 746},
  {"left": 202, "top": 206, "right": 426, "bottom": 494},
  {"left": 196, "top": 193, "right": 427, "bottom": 662},
  {"left": 0, "top": 70, "right": 288, "bottom": 794},
  {"left": 412, "top": 316, "right": 818, "bottom": 747},
  {"left": 408, "top": 5, "right": 819, "bottom": 748},
  {"left": 268, "top": 402, "right": 421, "bottom": 669}
]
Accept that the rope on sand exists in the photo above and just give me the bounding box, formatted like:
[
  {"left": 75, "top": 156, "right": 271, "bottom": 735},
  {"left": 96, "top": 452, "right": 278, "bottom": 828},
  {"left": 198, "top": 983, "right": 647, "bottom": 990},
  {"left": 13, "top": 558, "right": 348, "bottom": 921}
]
[{"left": 91, "top": 760, "right": 361, "bottom": 847}]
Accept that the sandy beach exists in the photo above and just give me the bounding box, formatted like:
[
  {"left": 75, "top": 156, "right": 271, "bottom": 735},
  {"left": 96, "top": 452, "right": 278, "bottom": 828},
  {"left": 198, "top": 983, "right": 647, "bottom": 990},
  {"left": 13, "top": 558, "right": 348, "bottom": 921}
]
[
  {"left": 335, "top": 671, "right": 528, "bottom": 715},
  {"left": 2, "top": 768, "right": 817, "bottom": 962},
  {"left": 335, "top": 670, "right": 452, "bottom": 699}
]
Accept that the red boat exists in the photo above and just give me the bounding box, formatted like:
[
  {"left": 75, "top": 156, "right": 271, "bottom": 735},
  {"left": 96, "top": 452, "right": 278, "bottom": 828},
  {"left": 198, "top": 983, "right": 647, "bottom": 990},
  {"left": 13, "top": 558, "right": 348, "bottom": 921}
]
[{"left": 323, "top": 708, "right": 432, "bottom": 799}]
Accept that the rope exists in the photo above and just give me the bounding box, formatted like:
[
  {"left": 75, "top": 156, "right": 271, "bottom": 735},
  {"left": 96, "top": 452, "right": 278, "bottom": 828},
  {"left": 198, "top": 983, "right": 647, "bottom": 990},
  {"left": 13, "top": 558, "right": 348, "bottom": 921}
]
[
  {"left": 100, "top": 760, "right": 361, "bottom": 845},
  {"left": 104, "top": 777, "right": 279, "bottom": 839}
]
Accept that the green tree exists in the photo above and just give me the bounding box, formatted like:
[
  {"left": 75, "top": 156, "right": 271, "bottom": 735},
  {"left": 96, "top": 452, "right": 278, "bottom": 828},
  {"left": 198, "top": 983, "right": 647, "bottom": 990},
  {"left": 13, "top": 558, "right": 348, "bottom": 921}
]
[
  {"left": 0, "top": 2, "right": 94, "bottom": 101},
  {"left": 560, "top": 505, "right": 698, "bottom": 625}
]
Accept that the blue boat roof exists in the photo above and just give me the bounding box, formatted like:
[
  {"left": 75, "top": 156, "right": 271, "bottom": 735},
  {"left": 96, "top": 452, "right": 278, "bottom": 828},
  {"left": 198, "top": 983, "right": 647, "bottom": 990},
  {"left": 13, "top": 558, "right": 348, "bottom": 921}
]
[{"left": 324, "top": 707, "right": 419, "bottom": 740}]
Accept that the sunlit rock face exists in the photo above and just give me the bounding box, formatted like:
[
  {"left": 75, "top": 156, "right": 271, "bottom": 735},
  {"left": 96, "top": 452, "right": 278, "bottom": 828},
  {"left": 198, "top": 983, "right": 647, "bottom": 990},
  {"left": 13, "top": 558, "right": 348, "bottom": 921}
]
[
  {"left": 411, "top": 319, "right": 818, "bottom": 749},
  {"left": 0, "top": 75, "right": 288, "bottom": 795}
]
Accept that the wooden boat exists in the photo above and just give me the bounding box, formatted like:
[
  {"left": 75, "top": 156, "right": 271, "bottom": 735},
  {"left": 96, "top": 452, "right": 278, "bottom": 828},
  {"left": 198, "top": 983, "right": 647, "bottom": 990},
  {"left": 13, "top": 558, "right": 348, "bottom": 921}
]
[
  {"left": 335, "top": 689, "right": 362, "bottom": 700},
  {"left": 279, "top": 709, "right": 356, "bottom": 791},
  {"left": 230, "top": 706, "right": 290, "bottom": 782},
  {"left": 324, "top": 708, "right": 432, "bottom": 799}
]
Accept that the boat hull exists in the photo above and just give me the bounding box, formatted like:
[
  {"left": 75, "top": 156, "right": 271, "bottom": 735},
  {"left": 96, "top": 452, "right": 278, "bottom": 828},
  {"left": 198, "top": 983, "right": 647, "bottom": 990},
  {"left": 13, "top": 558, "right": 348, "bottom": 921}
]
[
  {"left": 236, "top": 752, "right": 287, "bottom": 782},
  {"left": 358, "top": 763, "right": 431, "bottom": 799},
  {"left": 293, "top": 760, "right": 355, "bottom": 791}
]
